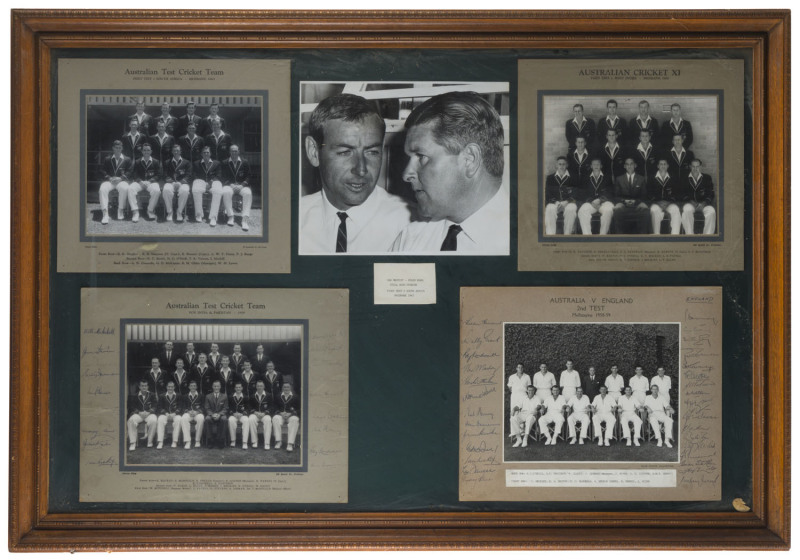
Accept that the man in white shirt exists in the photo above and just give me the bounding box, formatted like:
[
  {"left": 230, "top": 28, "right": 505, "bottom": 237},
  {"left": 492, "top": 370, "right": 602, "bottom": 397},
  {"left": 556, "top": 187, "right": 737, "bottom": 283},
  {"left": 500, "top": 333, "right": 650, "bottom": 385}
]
[
  {"left": 559, "top": 360, "right": 581, "bottom": 400},
  {"left": 617, "top": 386, "right": 643, "bottom": 446},
  {"left": 591, "top": 385, "right": 617, "bottom": 447},
  {"left": 391, "top": 91, "right": 509, "bottom": 254},
  {"left": 644, "top": 384, "right": 674, "bottom": 448},
  {"left": 507, "top": 363, "right": 532, "bottom": 414},
  {"left": 538, "top": 386, "right": 567, "bottom": 446},
  {"left": 300, "top": 93, "right": 413, "bottom": 254},
  {"left": 628, "top": 366, "right": 650, "bottom": 406},
  {"left": 650, "top": 367, "right": 672, "bottom": 402},
  {"left": 511, "top": 385, "right": 540, "bottom": 448},
  {"left": 566, "top": 386, "right": 592, "bottom": 444},
  {"left": 604, "top": 365, "right": 625, "bottom": 402},
  {"left": 532, "top": 363, "right": 557, "bottom": 402}
]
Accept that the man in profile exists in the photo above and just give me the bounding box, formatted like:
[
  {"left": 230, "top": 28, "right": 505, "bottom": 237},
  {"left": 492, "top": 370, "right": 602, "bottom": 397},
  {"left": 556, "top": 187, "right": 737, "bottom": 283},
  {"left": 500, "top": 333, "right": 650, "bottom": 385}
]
[
  {"left": 97, "top": 140, "right": 132, "bottom": 224},
  {"left": 392, "top": 91, "right": 508, "bottom": 253},
  {"left": 301, "top": 93, "right": 413, "bottom": 253}
]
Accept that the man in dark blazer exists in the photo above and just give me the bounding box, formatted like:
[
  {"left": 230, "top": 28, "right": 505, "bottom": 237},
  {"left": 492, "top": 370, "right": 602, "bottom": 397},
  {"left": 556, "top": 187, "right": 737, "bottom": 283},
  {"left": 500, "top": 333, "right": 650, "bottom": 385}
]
[
  {"left": 97, "top": 140, "right": 133, "bottom": 224},
  {"left": 127, "top": 379, "right": 157, "bottom": 450},
  {"left": 229, "top": 344, "right": 247, "bottom": 374},
  {"left": 158, "top": 341, "right": 179, "bottom": 373},
  {"left": 612, "top": 157, "right": 649, "bottom": 234},
  {"left": 630, "top": 130, "right": 659, "bottom": 185},
  {"left": 204, "top": 380, "right": 228, "bottom": 448},
  {"left": 680, "top": 159, "right": 717, "bottom": 235},
  {"left": 228, "top": 382, "right": 251, "bottom": 449},
  {"left": 205, "top": 342, "right": 224, "bottom": 375},
  {"left": 663, "top": 133, "right": 695, "bottom": 183},
  {"left": 576, "top": 159, "right": 614, "bottom": 235},
  {"left": 598, "top": 129, "right": 626, "bottom": 184},
  {"left": 126, "top": 101, "right": 154, "bottom": 136},
  {"left": 272, "top": 382, "right": 301, "bottom": 451},
  {"left": 204, "top": 119, "right": 233, "bottom": 162},
  {"left": 127, "top": 143, "right": 162, "bottom": 223},
  {"left": 155, "top": 102, "right": 179, "bottom": 137},
  {"left": 544, "top": 156, "right": 578, "bottom": 235},
  {"left": 191, "top": 353, "right": 215, "bottom": 395},
  {"left": 628, "top": 100, "right": 659, "bottom": 147},
  {"left": 251, "top": 344, "right": 269, "bottom": 376},
  {"left": 581, "top": 366, "right": 604, "bottom": 402},
  {"left": 143, "top": 357, "right": 169, "bottom": 398},
  {"left": 178, "top": 123, "right": 205, "bottom": 168},
  {"left": 177, "top": 102, "right": 203, "bottom": 138},
  {"left": 238, "top": 359, "right": 261, "bottom": 399},
  {"left": 182, "top": 342, "right": 199, "bottom": 370},
  {"left": 171, "top": 358, "right": 192, "bottom": 396},
  {"left": 190, "top": 146, "right": 224, "bottom": 225},
  {"left": 215, "top": 355, "right": 238, "bottom": 396},
  {"left": 248, "top": 380, "right": 274, "bottom": 449},
  {"left": 156, "top": 381, "right": 183, "bottom": 449},
  {"left": 596, "top": 99, "right": 628, "bottom": 148},
  {"left": 263, "top": 360, "right": 284, "bottom": 404},
  {"left": 565, "top": 103, "right": 595, "bottom": 150},
  {"left": 222, "top": 145, "right": 253, "bottom": 231},
  {"left": 121, "top": 119, "right": 148, "bottom": 161},
  {"left": 567, "top": 136, "right": 592, "bottom": 186},
  {"left": 162, "top": 144, "right": 192, "bottom": 222},
  {"left": 659, "top": 103, "right": 693, "bottom": 150},
  {"left": 180, "top": 380, "right": 205, "bottom": 449},
  {"left": 198, "top": 102, "right": 226, "bottom": 137},
  {"left": 648, "top": 159, "right": 682, "bottom": 235},
  {"left": 150, "top": 120, "right": 176, "bottom": 164}
]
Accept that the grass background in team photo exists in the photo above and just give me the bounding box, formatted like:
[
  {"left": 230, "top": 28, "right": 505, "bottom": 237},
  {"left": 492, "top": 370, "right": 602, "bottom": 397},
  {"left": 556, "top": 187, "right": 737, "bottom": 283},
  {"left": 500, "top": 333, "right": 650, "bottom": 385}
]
[{"left": 503, "top": 322, "right": 680, "bottom": 463}]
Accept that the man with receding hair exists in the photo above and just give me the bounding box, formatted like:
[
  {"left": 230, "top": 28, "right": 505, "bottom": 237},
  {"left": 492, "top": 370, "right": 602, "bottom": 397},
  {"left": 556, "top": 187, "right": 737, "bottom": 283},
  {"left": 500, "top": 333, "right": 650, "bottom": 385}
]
[
  {"left": 391, "top": 91, "right": 509, "bottom": 254},
  {"left": 301, "top": 93, "right": 413, "bottom": 253}
]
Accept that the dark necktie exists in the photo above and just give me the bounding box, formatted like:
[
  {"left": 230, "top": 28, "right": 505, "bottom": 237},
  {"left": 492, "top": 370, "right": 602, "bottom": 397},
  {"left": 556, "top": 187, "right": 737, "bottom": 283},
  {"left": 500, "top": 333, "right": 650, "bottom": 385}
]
[
  {"left": 440, "top": 224, "right": 462, "bottom": 251},
  {"left": 336, "top": 212, "right": 348, "bottom": 253}
]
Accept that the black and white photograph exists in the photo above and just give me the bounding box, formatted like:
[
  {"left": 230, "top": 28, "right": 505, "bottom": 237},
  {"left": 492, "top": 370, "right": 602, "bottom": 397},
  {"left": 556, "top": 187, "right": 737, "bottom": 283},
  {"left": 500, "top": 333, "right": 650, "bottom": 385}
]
[
  {"left": 540, "top": 94, "right": 720, "bottom": 238},
  {"left": 503, "top": 322, "right": 680, "bottom": 463},
  {"left": 84, "top": 92, "right": 266, "bottom": 239},
  {"left": 299, "top": 81, "right": 510, "bottom": 255},
  {"left": 121, "top": 321, "right": 304, "bottom": 470}
]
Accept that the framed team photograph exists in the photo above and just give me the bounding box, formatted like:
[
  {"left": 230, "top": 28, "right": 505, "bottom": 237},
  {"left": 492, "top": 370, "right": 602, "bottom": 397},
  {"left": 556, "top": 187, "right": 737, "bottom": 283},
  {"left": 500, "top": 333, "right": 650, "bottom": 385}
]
[
  {"left": 9, "top": 9, "right": 789, "bottom": 552},
  {"left": 503, "top": 322, "right": 680, "bottom": 464},
  {"left": 461, "top": 287, "right": 719, "bottom": 502},
  {"left": 57, "top": 58, "right": 291, "bottom": 274},
  {"left": 299, "top": 81, "right": 511, "bottom": 255},
  {"left": 121, "top": 321, "right": 305, "bottom": 470},
  {"left": 84, "top": 92, "right": 266, "bottom": 239},
  {"left": 79, "top": 288, "right": 347, "bottom": 504},
  {"left": 518, "top": 58, "right": 745, "bottom": 272}
]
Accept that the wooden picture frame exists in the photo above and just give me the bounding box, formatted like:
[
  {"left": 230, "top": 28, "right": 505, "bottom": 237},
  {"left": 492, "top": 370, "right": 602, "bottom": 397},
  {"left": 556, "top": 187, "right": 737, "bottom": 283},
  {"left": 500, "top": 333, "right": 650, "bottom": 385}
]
[{"left": 9, "top": 10, "right": 789, "bottom": 550}]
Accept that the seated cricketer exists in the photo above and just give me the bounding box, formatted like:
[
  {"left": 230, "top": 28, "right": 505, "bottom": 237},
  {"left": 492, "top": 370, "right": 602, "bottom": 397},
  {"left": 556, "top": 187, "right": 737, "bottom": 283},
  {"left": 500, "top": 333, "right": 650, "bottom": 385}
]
[
  {"left": 510, "top": 385, "right": 540, "bottom": 448},
  {"left": 391, "top": 91, "right": 509, "bottom": 254},
  {"left": 538, "top": 386, "right": 567, "bottom": 446},
  {"left": 300, "top": 93, "right": 413, "bottom": 253},
  {"left": 221, "top": 144, "right": 253, "bottom": 232},
  {"left": 97, "top": 140, "right": 133, "bottom": 224}
]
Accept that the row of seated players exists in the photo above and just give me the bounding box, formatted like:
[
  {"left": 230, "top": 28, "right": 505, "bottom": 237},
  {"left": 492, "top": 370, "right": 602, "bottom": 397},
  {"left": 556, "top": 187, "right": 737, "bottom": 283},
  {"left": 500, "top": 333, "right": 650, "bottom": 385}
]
[
  {"left": 97, "top": 140, "right": 252, "bottom": 230},
  {"left": 545, "top": 135, "right": 715, "bottom": 235},
  {"left": 510, "top": 384, "right": 674, "bottom": 448},
  {"left": 124, "top": 101, "right": 229, "bottom": 139},
  {"left": 508, "top": 364, "right": 674, "bottom": 443},
  {"left": 564, "top": 100, "right": 694, "bottom": 152},
  {"left": 127, "top": 378, "right": 300, "bottom": 451}
]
